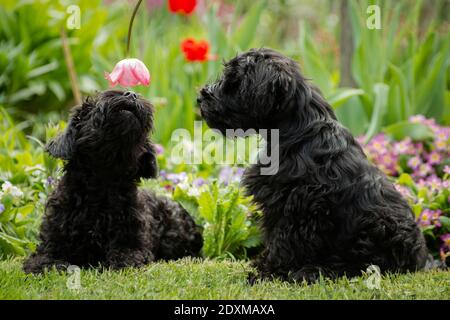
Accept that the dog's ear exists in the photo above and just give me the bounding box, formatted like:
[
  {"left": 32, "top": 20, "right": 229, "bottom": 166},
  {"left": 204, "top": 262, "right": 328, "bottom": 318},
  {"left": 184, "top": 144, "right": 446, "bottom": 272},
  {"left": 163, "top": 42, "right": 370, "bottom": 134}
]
[
  {"left": 45, "top": 116, "right": 79, "bottom": 160},
  {"left": 137, "top": 141, "right": 158, "bottom": 179},
  {"left": 45, "top": 103, "right": 87, "bottom": 160}
]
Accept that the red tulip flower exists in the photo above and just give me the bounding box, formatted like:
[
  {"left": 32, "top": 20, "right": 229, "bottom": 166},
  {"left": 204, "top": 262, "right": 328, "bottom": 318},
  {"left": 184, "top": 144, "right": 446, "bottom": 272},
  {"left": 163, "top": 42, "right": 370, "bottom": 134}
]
[
  {"left": 181, "top": 38, "right": 215, "bottom": 62},
  {"left": 104, "top": 58, "right": 150, "bottom": 87},
  {"left": 168, "top": 0, "right": 197, "bottom": 15}
]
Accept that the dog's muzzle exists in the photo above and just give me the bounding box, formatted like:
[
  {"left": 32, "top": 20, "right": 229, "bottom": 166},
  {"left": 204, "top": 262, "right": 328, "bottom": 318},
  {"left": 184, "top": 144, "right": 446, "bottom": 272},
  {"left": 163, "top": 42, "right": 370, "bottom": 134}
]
[{"left": 123, "top": 91, "right": 138, "bottom": 101}]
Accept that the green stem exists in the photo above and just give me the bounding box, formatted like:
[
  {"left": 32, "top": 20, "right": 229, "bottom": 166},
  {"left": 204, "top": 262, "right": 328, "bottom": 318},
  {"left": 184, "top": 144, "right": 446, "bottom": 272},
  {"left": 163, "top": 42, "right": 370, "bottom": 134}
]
[{"left": 126, "top": 0, "right": 143, "bottom": 57}]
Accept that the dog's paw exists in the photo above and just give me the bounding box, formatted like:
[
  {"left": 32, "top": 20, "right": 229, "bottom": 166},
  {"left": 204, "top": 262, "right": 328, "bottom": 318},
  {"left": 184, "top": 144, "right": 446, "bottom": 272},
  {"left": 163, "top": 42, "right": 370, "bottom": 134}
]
[
  {"left": 288, "top": 265, "right": 331, "bottom": 284},
  {"left": 23, "top": 254, "right": 70, "bottom": 275}
]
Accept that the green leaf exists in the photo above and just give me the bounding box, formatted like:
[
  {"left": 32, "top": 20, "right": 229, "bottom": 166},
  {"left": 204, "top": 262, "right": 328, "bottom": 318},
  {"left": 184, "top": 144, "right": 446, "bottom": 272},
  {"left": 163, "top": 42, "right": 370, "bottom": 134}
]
[
  {"left": 412, "top": 204, "right": 423, "bottom": 218},
  {"left": 440, "top": 216, "right": 450, "bottom": 231},
  {"left": 364, "top": 83, "right": 390, "bottom": 142},
  {"left": 26, "top": 61, "right": 58, "bottom": 79},
  {"left": 17, "top": 204, "right": 34, "bottom": 218},
  {"left": 198, "top": 190, "right": 216, "bottom": 223},
  {"left": 231, "top": 0, "right": 266, "bottom": 50},
  {"left": 398, "top": 173, "right": 414, "bottom": 187},
  {"left": 0, "top": 232, "right": 27, "bottom": 256},
  {"left": 327, "top": 88, "right": 365, "bottom": 109},
  {"left": 383, "top": 121, "right": 435, "bottom": 141}
]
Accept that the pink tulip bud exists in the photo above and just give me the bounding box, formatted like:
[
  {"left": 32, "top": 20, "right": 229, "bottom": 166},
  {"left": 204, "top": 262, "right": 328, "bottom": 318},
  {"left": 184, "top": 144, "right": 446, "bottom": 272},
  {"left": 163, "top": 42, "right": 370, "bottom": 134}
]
[{"left": 104, "top": 58, "right": 151, "bottom": 87}]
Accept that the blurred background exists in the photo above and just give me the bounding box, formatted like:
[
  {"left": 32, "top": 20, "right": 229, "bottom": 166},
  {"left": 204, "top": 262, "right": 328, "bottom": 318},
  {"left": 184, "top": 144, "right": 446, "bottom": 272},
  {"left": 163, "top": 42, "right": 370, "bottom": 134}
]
[
  {"left": 1, "top": 0, "right": 449, "bottom": 142},
  {"left": 0, "top": 0, "right": 449, "bottom": 261}
]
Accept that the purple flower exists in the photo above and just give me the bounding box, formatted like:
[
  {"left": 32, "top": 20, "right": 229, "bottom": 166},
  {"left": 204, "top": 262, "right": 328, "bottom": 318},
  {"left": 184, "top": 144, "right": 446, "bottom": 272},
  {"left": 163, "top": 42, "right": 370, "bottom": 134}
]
[
  {"left": 444, "top": 165, "right": 450, "bottom": 175},
  {"left": 356, "top": 135, "right": 366, "bottom": 146},
  {"left": 367, "top": 134, "right": 389, "bottom": 154},
  {"left": 409, "top": 115, "right": 427, "bottom": 124},
  {"left": 435, "top": 128, "right": 449, "bottom": 141},
  {"left": 166, "top": 172, "right": 187, "bottom": 185},
  {"left": 431, "top": 210, "right": 442, "bottom": 228},
  {"left": 418, "top": 209, "right": 433, "bottom": 226},
  {"left": 218, "top": 166, "right": 244, "bottom": 185},
  {"left": 376, "top": 153, "right": 398, "bottom": 175},
  {"left": 394, "top": 184, "right": 413, "bottom": 200},
  {"left": 407, "top": 156, "right": 421, "bottom": 170},
  {"left": 218, "top": 166, "right": 233, "bottom": 186},
  {"left": 425, "top": 175, "right": 442, "bottom": 192},
  {"left": 393, "top": 138, "right": 414, "bottom": 155},
  {"left": 435, "top": 139, "right": 447, "bottom": 151},
  {"left": 154, "top": 144, "right": 164, "bottom": 155},
  {"left": 418, "top": 209, "right": 442, "bottom": 227},
  {"left": 426, "top": 151, "right": 442, "bottom": 165},
  {"left": 0, "top": 203, "right": 4, "bottom": 214},
  {"left": 443, "top": 180, "right": 449, "bottom": 189},
  {"left": 46, "top": 176, "right": 54, "bottom": 187},
  {"left": 440, "top": 234, "right": 450, "bottom": 251},
  {"left": 416, "top": 163, "right": 433, "bottom": 178},
  {"left": 193, "top": 177, "right": 207, "bottom": 187}
]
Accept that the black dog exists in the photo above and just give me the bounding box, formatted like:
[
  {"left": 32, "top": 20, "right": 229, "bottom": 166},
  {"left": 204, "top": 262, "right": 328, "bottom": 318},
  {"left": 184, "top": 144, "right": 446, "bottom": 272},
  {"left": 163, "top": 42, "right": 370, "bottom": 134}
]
[
  {"left": 24, "top": 90, "right": 202, "bottom": 274},
  {"left": 198, "top": 48, "right": 428, "bottom": 283}
]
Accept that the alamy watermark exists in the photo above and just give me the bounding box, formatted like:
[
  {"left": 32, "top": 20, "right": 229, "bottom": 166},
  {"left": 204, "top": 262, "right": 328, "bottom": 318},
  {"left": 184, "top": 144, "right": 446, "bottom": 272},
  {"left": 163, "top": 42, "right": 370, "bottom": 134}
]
[
  {"left": 66, "top": 5, "right": 81, "bottom": 30},
  {"left": 66, "top": 265, "right": 82, "bottom": 291},
  {"left": 169, "top": 121, "right": 280, "bottom": 175},
  {"left": 364, "top": 265, "right": 381, "bottom": 290},
  {"left": 366, "top": 5, "right": 381, "bottom": 30}
]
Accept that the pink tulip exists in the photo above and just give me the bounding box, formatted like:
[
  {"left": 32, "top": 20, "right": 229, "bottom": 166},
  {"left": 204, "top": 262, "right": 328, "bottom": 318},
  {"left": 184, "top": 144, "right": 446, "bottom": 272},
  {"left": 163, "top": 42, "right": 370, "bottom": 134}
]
[{"left": 104, "top": 58, "right": 150, "bottom": 87}]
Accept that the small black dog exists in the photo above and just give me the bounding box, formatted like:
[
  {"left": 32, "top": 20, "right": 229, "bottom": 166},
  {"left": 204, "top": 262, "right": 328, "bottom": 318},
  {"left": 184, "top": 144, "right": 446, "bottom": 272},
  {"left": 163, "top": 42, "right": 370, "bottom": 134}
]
[
  {"left": 198, "top": 48, "right": 428, "bottom": 283},
  {"left": 24, "top": 90, "right": 202, "bottom": 274}
]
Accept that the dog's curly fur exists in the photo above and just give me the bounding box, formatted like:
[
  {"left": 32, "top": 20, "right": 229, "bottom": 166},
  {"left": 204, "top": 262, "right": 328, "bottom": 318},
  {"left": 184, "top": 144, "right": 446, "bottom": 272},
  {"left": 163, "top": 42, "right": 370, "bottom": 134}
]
[
  {"left": 23, "top": 90, "right": 202, "bottom": 274},
  {"left": 198, "top": 48, "right": 428, "bottom": 283}
]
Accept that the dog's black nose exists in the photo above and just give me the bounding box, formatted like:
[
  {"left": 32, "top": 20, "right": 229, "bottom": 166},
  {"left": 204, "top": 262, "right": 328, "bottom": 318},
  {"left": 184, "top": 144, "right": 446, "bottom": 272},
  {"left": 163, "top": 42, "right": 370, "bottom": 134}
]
[
  {"left": 123, "top": 91, "right": 137, "bottom": 100},
  {"left": 200, "top": 87, "right": 211, "bottom": 98}
]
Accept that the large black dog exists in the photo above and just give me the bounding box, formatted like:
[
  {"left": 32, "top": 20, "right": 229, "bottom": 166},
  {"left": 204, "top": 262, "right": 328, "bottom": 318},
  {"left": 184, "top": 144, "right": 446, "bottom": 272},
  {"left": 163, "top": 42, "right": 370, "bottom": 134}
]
[
  {"left": 198, "top": 48, "right": 428, "bottom": 283},
  {"left": 24, "top": 90, "right": 202, "bottom": 274}
]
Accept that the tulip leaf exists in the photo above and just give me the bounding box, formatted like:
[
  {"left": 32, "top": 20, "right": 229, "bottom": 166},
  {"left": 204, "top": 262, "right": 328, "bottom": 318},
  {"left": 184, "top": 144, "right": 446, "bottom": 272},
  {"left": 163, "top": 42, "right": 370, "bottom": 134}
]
[{"left": 383, "top": 121, "right": 435, "bottom": 141}]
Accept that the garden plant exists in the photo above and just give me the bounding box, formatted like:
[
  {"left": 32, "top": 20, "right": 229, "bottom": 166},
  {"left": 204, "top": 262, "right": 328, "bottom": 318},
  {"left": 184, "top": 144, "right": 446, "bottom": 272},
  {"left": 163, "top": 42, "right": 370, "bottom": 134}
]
[{"left": 0, "top": 0, "right": 449, "bottom": 302}]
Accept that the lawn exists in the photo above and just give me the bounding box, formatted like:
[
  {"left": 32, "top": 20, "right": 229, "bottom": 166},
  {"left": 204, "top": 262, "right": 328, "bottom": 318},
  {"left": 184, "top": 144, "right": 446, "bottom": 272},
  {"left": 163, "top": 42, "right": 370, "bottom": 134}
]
[{"left": 1, "top": 258, "right": 449, "bottom": 300}]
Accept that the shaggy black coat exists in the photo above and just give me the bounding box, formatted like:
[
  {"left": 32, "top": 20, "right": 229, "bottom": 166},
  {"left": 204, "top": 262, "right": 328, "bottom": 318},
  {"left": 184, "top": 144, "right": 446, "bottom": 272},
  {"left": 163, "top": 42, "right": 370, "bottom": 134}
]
[
  {"left": 23, "top": 90, "right": 202, "bottom": 274},
  {"left": 198, "top": 48, "right": 428, "bottom": 283}
]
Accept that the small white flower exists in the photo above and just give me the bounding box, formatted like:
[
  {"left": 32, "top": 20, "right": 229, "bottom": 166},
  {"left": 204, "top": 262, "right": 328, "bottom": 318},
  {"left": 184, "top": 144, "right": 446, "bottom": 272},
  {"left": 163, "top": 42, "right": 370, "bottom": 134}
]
[
  {"left": 2, "top": 181, "right": 24, "bottom": 199},
  {"left": 187, "top": 187, "right": 201, "bottom": 197},
  {"left": 177, "top": 181, "right": 190, "bottom": 191},
  {"left": 2, "top": 181, "right": 12, "bottom": 192},
  {"left": 10, "top": 186, "right": 23, "bottom": 199}
]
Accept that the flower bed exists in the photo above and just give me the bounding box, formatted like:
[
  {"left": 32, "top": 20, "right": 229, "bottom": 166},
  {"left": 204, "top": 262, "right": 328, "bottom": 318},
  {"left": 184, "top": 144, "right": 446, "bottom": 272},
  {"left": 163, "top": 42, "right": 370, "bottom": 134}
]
[
  {"left": 0, "top": 111, "right": 449, "bottom": 264},
  {"left": 360, "top": 116, "right": 450, "bottom": 262}
]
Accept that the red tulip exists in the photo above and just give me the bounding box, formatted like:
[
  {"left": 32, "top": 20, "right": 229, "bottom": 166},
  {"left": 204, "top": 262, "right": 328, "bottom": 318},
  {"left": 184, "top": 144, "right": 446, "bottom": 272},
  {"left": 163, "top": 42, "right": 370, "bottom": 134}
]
[
  {"left": 168, "top": 0, "right": 197, "bottom": 15},
  {"left": 181, "top": 38, "right": 215, "bottom": 62},
  {"left": 104, "top": 58, "right": 150, "bottom": 87}
]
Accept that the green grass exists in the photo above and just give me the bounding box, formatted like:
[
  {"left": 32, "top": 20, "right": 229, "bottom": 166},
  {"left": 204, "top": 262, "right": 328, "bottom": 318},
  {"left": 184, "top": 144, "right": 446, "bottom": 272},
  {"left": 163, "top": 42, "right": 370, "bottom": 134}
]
[{"left": 1, "top": 258, "right": 449, "bottom": 300}]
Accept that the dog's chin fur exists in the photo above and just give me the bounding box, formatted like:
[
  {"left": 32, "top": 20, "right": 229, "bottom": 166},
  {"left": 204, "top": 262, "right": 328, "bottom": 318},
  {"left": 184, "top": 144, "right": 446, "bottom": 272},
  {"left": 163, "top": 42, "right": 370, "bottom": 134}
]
[
  {"left": 199, "top": 48, "right": 428, "bottom": 283},
  {"left": 23, "top": 90, "right": 202, "bottom": 274}
]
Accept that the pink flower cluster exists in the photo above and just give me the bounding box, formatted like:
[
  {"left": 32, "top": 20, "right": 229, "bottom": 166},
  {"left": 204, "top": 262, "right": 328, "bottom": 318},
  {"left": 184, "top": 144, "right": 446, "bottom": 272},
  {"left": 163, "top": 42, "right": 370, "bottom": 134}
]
[
  {"left": 441, "top": 234, "right": 450, "bottom": 261},
  {"left": 360, "top": 115, "right": 449, "bottom": 187},
  {"left": 360, "top": 115, "right": 449, "bottom": 263},
  {"left": 417, "top": 209, "right": 442, "bottom": 227}
]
